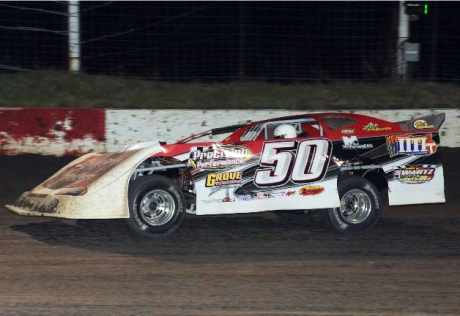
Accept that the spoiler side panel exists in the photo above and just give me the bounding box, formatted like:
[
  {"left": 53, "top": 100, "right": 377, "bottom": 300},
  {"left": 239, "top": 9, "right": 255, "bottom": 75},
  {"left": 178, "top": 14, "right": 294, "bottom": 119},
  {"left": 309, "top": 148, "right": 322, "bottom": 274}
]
[
  {"left": 385, "top": 133, "right": 445, "bottom": 206},
  {"left": 398, "top": 112, "right": 446, "bottom": 131}
]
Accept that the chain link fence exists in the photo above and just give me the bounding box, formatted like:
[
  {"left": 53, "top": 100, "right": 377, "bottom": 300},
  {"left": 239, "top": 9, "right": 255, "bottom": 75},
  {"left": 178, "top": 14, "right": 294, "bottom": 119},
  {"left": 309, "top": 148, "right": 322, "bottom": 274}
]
[{"left": 0, "top": 1, "right": 458, "bottom": 82}]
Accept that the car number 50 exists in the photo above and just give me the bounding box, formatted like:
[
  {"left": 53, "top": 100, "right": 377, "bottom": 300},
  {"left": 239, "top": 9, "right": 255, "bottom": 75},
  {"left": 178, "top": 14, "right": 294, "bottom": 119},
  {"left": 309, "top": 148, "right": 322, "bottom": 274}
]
[{"left": 254, "top": 139, "right": 330, "bottom": 186}]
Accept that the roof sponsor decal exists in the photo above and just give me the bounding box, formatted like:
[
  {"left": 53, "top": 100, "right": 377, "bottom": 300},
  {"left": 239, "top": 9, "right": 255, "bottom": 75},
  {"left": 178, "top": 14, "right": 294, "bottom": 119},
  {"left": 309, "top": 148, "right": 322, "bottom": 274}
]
[
  {"left": 341, "top": 129, "right": 355, "bottom": 135},
  {"left": 362, "top": 122, "right": 392, "bottom": 132}
]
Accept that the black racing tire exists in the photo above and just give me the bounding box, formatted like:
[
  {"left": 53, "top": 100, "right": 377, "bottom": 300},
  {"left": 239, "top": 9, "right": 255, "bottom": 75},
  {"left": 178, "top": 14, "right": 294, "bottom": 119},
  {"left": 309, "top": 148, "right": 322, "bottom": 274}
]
[
  {"left": 321, "top": 176, "right": 382, "bottom": 234},
  {"left": 126, "top": 175, "right": 186, "bottom": 238}
]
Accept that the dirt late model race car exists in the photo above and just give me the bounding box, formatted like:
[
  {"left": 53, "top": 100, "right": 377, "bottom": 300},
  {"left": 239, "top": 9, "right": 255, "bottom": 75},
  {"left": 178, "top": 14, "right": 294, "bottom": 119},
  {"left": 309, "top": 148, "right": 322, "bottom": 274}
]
[{"left": 6, "top": 112, "right": 446, "bottom": 238}]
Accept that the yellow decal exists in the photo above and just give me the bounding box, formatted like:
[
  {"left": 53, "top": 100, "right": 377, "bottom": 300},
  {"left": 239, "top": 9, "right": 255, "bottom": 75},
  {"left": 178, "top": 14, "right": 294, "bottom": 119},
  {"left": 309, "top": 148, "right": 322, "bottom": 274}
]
[
  {"left": 414, "top": 120, "right": 435, "bottom": 130},
  {"left": 299, "top": 185, "right": 325, "bottom": 196},
  {"left": 362, "top": 122, "right": 392, "bottom": 132},
  {"left": 205, "top": 171, "right": 243, "bottom": 187}
]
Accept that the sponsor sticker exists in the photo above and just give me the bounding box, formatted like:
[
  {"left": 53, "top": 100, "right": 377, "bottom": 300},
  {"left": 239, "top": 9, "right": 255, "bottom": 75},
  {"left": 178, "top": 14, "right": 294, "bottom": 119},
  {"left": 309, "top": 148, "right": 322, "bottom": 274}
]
[
  {"left": 386, "top": 134, "right": 437, "bottom": 157},
  {"left": 189, "top": 144, "right": 252, "bottom": 169},
  {"left": 237, "top": 194, "right": 253, "bottom": 201},
  {"left": 202, "top": 198, "right": 236, "bottom": 204},
  {"left": 255, "top": 192, "right": 285, "bottom": 199},
  {"left": 204, "top": 187, "right": 235, "bottom": 203},
  {"left": 257, "top": 192, "right": 266, "bottom": 199},
  {"left": 205, "top": 171, "right": 242, "bottom": 187},
  {"left": 342, "top": 136, "right": 373, "bottom": 150},
  {"left": 235, "top": 190, "right": 296, "bottom": 201},
  {"left": 362, "top": 122, "right": 392, "bottom": 132},
  {"left": 414, "top": 119, "right": 435, "bottom": 130},
  {"left": 341, "top": 129, "right": 355, "bottom": 135},
  {"left": 299, "top": 185, "right": 325, "bottom": 196},
  {"left": 394, "top": 165, "right": 435, "bottom": 184}
]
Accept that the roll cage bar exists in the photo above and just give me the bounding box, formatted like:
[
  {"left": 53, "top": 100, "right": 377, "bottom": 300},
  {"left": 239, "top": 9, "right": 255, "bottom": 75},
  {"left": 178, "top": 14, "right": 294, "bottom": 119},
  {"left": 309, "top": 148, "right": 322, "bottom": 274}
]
[{"left": 176, "top": 124, "right": 247, "bottom": 143}]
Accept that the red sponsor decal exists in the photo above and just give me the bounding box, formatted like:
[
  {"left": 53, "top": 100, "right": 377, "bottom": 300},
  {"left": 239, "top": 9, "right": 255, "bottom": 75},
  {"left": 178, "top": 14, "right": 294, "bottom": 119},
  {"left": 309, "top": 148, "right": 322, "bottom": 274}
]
[{"left": 299, "top": 185, "right": 325, "bottom": 196}]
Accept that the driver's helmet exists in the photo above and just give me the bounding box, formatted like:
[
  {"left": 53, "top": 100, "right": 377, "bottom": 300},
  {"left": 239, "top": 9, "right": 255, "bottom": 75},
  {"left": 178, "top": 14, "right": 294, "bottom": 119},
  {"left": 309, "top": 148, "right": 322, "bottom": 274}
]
[{"left": 273, "top": 124, "right": 297, "bottom": 139}]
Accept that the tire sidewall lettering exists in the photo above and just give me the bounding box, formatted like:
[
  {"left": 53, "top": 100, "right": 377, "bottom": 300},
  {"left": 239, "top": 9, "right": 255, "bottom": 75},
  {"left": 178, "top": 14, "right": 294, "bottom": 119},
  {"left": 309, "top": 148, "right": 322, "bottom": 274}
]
[
  {"left": 324, "top": 177, "right": 382, "bottom": 234},
  {"left": 332, "top": 208, "right": 349, "bottom": 230},
  {"left": 127, "top": 175, "right": 186, "bottom": 237}
]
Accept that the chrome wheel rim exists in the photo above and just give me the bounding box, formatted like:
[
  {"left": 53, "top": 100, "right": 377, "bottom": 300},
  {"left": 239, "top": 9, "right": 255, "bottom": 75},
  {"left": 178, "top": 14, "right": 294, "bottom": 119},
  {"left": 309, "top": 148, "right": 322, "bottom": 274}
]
[
  {"left": 339, "top": 189, "right": 372, "bottom": 224},
  {"left": 139, "top": 189, "right": 176, "bottom": 226}
]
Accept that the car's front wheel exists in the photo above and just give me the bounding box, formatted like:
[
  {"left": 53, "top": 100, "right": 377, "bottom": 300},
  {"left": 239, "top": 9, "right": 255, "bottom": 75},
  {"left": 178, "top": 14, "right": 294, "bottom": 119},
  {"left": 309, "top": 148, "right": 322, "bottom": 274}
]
[
  {"left": 322, "top": 176, "right": 382, "bottom": 234},
  {"left": 126, "top": 175, "right": 185, "bottom": 238}
]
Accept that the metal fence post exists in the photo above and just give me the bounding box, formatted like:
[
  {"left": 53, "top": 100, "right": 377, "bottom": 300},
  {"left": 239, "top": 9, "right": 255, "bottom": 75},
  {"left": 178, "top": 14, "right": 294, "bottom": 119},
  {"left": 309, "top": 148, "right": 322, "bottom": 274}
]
[
  {"left": 68, "top": 0, "right": 81, "bottom": 73},
  {"left": 397, "top": 0, "right": 409, "bottom": 82},
  {"left": 238, "top": 1, "right": 245, "bottom": 80}
]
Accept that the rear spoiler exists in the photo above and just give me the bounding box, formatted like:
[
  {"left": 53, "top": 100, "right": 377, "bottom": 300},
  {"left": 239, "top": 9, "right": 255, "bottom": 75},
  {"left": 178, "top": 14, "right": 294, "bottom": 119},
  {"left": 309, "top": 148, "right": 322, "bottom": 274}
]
[{"left": 398, "top": 112, "right": 445, "bottom": 131}]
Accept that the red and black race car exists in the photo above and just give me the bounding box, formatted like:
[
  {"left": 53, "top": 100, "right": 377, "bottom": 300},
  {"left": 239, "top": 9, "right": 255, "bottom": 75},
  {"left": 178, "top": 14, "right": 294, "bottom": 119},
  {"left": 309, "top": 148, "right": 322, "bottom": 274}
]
[{"left": 6, "top": 112, "right": 446, "bottom": 238}]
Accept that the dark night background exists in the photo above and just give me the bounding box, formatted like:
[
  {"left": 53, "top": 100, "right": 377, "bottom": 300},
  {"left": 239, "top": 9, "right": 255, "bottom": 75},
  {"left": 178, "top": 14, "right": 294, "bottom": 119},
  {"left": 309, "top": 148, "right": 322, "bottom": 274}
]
[{"left": 0, "top": 1, "right": 459, "bottom": 82}]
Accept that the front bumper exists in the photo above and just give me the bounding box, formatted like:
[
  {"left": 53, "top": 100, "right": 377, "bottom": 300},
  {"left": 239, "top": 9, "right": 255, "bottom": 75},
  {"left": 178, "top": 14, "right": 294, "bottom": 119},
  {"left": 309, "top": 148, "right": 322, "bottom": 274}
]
[
  {"left": 6, "top": 192, "right": 61, "bottom": 217},
  {"left": 5, "top": 188, "right": 128, "bottom": 219}
]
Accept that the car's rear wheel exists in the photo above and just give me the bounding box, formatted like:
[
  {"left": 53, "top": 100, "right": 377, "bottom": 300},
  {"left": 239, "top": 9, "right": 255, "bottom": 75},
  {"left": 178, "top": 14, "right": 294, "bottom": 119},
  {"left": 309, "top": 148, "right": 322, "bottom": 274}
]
[
  {"left": 126, "top": 175, "right": 185, "bottom": 238},
  {"left": 322, "top": 176, "right": 382, "bottom": 234}
]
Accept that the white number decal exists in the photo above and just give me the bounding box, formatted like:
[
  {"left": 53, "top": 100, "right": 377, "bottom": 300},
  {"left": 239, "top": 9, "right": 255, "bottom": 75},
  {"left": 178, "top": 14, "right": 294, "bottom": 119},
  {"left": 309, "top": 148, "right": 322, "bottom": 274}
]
[
  {"left": 255, "top": 140, "right": 330, "bottom": 186},
  {"left": 291, "top": 140, "right": 329, "bottom": 182},
  {"left": 254, "top": 141, "right": 296, "bottom": 185}
]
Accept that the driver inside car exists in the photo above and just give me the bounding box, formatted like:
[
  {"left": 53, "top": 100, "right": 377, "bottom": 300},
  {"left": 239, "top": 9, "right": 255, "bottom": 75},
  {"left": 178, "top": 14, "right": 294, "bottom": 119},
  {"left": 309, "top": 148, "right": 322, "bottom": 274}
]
[{"left": 273, "top": 124, "right": 298, "bottom": 139}]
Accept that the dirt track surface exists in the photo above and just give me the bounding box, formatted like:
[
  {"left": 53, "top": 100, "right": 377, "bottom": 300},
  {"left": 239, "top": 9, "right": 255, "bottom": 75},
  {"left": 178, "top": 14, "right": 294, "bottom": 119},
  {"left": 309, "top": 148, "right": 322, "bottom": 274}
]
[{"left": 0, "top": 149, "right": 459, "bottom": 316}]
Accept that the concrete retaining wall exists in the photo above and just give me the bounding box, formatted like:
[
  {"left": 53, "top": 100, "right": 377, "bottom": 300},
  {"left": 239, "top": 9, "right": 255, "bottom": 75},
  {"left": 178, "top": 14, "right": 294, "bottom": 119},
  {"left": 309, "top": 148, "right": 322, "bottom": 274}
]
[
  {"left": 1, "top": 108, "right": 458, "bottom": 155},
  {"left": 0, "top": 108, "right": 105, "bottom": 155}
]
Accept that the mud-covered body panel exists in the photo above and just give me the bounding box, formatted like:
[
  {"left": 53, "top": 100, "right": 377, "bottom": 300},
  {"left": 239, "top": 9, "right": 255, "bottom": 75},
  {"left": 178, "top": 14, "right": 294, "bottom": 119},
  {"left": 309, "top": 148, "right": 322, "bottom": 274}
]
[{"left": 6, "top": 143, "right": 163, "bottom": 219}]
